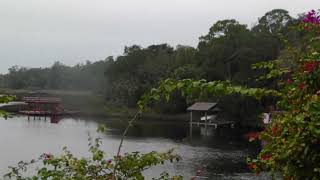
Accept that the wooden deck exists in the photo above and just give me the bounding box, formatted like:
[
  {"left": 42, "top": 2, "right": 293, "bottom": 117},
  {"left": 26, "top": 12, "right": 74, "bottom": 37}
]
[
  {"left": 23, "top": 97, "right": 61, "bottom": 104},
  {"left": 19, "top": 96, "right": 80, "bottom": 118},
  {"left": 20, "top": 110, "right": 80, "bottom": 116},
  {"left": 191, "top": 120, "right": 235, "bottom": 128}
]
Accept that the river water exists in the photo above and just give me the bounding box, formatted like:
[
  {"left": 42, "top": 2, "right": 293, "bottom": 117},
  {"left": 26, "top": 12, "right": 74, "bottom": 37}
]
[{"left": 0, "top": 115, "right": 270, "bottom": 179}]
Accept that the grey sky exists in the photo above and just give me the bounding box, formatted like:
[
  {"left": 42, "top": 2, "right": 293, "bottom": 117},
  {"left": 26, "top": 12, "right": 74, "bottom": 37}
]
[{"left": 0, "top": 0, "right": 319, "bottom": 73}]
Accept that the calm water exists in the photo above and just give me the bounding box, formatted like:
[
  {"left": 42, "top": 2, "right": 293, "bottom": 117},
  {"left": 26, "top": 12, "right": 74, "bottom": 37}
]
[{"left": 0, "top": 115, "right": 269, "bottom": 179}]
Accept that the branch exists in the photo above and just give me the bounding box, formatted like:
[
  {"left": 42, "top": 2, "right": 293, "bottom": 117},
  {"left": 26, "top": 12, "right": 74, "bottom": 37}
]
[{"left": 112, "top": 110, "right": 142, "bottom": 179}]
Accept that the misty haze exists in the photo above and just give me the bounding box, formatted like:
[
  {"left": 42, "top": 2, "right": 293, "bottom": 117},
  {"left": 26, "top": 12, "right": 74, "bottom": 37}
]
[{"left": 0, "top": 1, "right": 320, "bottom": 179}]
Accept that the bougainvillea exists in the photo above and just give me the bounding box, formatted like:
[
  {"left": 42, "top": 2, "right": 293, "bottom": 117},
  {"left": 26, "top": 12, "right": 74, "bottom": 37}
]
[
  {"left": 252, "top": 11, "right": 320, "bottom": 178},
  {"left": 301, "top": 9, "right": 320, "bottom": 33},
  {"left": 303, "top": 10, "right": 320, "bottom": 24}
]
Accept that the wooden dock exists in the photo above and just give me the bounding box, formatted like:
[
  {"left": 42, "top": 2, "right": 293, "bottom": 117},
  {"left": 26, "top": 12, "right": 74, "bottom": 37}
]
[
  {"left": 19, "top": 97, "right": 80, "bottom": 119},
  {"left": 20, "top": 110, "right": 79, "bottom": 116},
  {"left": 191, "top": 120, "right": 235, "bottom": 128}
]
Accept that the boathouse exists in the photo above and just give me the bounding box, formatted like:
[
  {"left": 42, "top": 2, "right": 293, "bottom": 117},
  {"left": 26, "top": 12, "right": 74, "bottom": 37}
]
[
  {"left": 20, "top": 97, "right": 65, "bottom": 117},
  {"left": 187, "top": 102, "right": 234, "bottom": 136}
]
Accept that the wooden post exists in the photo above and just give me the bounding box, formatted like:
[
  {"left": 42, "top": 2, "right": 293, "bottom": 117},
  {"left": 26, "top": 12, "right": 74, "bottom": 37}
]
[
  {"left": 189, "top": 111, "right": 193, "bottom": 138},
  {"left": 205, "top": 111, "right": 208, "bottom": 136}
]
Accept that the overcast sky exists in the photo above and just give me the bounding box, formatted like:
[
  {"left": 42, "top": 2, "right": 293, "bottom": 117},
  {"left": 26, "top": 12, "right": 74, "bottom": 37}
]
[{"left": 0, "top": 0, "right": 319, "bottom": 73}]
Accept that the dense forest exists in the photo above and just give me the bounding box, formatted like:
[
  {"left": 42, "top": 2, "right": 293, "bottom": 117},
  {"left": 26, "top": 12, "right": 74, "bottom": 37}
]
[
  {"left": 0, "top": 9, "right": 305, "bottom": 126},
  {"left": 0, "top": 60, "right": 109, "bottom": 92}
]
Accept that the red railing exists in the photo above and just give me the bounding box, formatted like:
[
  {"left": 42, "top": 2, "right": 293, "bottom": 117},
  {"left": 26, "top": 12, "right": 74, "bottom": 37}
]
[{"left": 23, "top": 97, "right": 61, "bottom": 104}]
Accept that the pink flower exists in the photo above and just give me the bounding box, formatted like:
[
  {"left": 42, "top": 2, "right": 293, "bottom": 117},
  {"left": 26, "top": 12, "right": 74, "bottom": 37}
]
[
  {"left": 303, "top": 10, "right": 320, "bottom": 24},
  {"left": 261, "top": 154, "right": 272, "bottom": 161},
  {"left": 303, "top": 62, "right": 318, "bottom": 73},
  {"left": 298, "top": 83, "right": 305, "bottom": 90},
  {"left": 245, "top": 132, "right": 261, "bottom": 142},
  {"left": 287, "top": 79, "right": 293, "bottom": 84},
  {"left": 42, "top": 153, "right": 53, "bottom": 160},
  {"left": 196, "top": 169, "right": 203, "bottom": 176},
  {"left": 248, "top": 162, "right": 257, "bottom": 170},
  {"left": 272, "top": 125, "right": 278, "bottom": 135}
]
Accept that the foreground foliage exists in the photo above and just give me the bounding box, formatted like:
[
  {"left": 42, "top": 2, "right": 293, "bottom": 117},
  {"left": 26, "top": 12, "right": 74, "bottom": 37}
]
[
  {"left": 4, "top": 127, "right": 182, "bottom": 180},
  {"left": 252, "top": 10, "right": 320, "bottom": 179},
  {"left": 139, "top": 10, "right": 320, "bottom": 179},
  {"left": 0, "top": 95, "right": 15, "bottom": 117}
]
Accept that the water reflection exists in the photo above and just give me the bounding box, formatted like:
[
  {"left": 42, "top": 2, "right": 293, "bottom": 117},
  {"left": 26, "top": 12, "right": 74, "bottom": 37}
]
[
  {"left": 50, "top": 116, "right": 63, "bottom": 124},
  {"left": 0, "top": 116, "right": 266, "bottom": 179}
]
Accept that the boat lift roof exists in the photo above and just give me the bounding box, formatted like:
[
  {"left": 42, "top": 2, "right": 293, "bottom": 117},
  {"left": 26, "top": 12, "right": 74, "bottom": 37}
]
[{"left": 187, "top": 102, "right": 220, "bottom": 112}]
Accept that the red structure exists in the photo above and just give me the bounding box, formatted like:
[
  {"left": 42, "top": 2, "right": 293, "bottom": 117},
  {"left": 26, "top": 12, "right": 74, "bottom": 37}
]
[{"left": 20, "top": 97, "right": 65, "bottom": 116}]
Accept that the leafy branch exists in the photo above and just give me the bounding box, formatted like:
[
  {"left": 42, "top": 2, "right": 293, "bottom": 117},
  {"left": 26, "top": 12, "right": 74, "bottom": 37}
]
[{"left": 138, "top": 78, "right": 281, "bottom": 109}]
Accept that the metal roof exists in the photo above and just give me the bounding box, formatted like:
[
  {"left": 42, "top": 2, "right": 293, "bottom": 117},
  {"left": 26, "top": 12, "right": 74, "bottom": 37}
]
[{"left": 187, "top": 102, "right": 218, "bottom": 111}]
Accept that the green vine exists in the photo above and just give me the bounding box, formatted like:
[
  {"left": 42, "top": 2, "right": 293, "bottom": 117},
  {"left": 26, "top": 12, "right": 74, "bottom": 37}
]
[{"left": 138, "top": 78, "right": 280, "bottom": 110}]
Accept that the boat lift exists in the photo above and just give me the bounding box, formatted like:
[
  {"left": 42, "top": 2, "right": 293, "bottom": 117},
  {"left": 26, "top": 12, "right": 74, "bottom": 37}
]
[{"left": 187, "top": 102, "right": 235, "bottom": 136}]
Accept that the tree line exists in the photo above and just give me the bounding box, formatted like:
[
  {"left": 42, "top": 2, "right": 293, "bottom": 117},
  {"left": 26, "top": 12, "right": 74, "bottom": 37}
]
[
  {"left": 0, "top": 9, "right": 306, "bottom": 126},
  {"left": 0, "top": 60, "right": 109, "bottom": 92}
]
